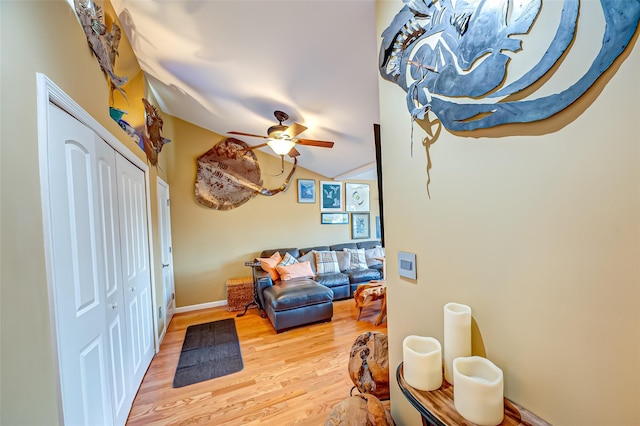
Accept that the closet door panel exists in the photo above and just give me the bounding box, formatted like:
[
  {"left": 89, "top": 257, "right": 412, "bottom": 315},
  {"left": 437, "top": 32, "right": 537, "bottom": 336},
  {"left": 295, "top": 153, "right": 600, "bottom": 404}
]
[
  {"left": 116, "top": 154, "right": 155, "bottom": 391},
  {"left": 96, "top": 137, "right": 129, "bottom": 425},
  {"left": 47, "top": 105, "right": 114, "bottom": 426}
]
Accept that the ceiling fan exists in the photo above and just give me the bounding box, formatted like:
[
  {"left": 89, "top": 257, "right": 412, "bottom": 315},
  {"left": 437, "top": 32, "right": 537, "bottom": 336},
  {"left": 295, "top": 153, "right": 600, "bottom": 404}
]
[{"left": 229, "top": 110, "right": 335, "bottom": 157}]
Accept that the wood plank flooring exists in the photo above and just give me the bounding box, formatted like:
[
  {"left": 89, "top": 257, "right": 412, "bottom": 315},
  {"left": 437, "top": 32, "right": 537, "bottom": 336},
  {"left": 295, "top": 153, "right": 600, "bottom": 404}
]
[{"left": 127, "top": 299, "right": 389, "bottom": 425}]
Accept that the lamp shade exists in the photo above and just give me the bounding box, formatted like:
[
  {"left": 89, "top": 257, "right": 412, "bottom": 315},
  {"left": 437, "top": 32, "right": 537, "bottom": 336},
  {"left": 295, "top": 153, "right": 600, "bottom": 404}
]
[{"left": 267, "top": 138, "right": 296, "bottom": 155}]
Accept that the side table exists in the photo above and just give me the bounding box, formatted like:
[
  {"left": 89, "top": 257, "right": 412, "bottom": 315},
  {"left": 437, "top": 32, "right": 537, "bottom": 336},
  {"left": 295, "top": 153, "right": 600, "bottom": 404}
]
[
  {"left": 236, "top": 261, "right": 266, "bottom": 318},
  {"left": 396, "top": 363, "right": 550, "bottom": 426}
]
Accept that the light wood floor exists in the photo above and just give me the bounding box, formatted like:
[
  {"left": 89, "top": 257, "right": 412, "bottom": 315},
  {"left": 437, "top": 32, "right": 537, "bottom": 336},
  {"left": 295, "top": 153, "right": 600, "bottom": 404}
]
[{"left": 126, "top": 299, "right": 389, "bottom": 425}]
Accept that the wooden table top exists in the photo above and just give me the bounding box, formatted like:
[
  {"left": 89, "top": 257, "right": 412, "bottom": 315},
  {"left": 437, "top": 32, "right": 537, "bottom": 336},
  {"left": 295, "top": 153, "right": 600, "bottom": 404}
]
[{"left": 396, "top": 363, "right": 551, "bottom": 426}]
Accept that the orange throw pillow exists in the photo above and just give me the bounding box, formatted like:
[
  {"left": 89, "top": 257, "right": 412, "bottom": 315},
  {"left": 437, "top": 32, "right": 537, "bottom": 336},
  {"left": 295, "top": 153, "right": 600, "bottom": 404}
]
[
  {"left": 257, "top": 252, "right": 282, "bottom": 281},
  {"left": 276, "top": 261, "right": 315, "bottom": 281}
]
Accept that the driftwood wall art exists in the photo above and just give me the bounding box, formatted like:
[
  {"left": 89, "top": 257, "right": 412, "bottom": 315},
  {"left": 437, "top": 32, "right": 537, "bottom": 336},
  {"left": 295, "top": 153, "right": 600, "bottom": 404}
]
[
  {"left": 142, "top": 98, "right": 170, "bottom": 166},
  {"left": 195, "top": 138, "right": 297, "bottom": 210},
  {"left": 379, "top": 0, "right": 640, "bottom": 131},
  {"left": 74, "top": 0, "right": 128, "bottom": 102}
]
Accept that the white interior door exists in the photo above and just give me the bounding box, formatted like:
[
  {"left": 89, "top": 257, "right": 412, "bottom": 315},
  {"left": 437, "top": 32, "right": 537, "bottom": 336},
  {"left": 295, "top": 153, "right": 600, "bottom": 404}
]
[
  {"left": 47, "top": 104, "right": 115, "bottom": 426},
  {"left": 116, "top": 154, "right": 155, "bottom": 390},
  {"left": 95, "top": 135, "right": 130, "bottom": 426},
  {"left": 157, "top": 178, "right": 175, "bottom": 328}
]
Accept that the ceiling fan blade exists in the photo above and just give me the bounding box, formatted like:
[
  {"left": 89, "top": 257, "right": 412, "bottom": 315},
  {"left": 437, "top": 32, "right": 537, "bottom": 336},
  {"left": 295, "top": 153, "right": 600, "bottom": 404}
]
[
  {"left": 242, "top": 142, "right": 269, "bottom": 152},
  {"left": 228, "top": 131, "right": 268, "bottom": 139},
  {"left": 288, "top": 147, "right": 301, "bottom": 157},
  {"left": 282, "top": 123, "right": 307, "bottom": 139},
  {"left": 297, "top": 138, "right": 335, "bottom": 148}
]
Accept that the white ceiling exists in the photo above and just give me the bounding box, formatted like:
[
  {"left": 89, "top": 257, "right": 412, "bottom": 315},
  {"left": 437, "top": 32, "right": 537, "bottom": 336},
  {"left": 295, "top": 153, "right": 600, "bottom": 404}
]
[{"left": 109, "top": 0, "right": 381, "bottom": 180}]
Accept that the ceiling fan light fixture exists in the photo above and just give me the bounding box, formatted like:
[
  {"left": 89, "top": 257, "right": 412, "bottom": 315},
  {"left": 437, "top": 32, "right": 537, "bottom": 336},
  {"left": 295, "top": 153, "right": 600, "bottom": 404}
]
[{"left": 267, "top": 138, "right": 296, "bottom": 156}]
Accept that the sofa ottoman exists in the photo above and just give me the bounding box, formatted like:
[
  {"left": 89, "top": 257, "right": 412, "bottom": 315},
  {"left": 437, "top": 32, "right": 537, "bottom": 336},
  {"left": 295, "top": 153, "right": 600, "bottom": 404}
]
[{"left": 259, "top": 276, "right": 334, "bottom": 333}]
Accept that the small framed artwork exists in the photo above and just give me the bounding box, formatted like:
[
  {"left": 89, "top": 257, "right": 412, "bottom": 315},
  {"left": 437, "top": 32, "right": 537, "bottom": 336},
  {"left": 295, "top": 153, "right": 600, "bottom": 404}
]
[
  {"left": 321, "top": 212, "right": 349, "bottom": 224},
  {"left": 345, "top": 183, "right": 370, "bottom": 212},
  {"left": 351, "top": 213, "right": 370, "bottom": 239},
  {"left": 297, "top": 179, "right": 316, "bottom": 203},
  {"left": 320, "top": 181, "right": 343, "bottom": 212}
]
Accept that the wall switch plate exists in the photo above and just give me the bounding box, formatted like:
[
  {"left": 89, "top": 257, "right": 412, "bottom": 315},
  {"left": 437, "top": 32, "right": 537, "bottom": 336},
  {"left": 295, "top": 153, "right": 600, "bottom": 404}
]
[{"left": 398, "top": 251, "right": 417, "bottom": 280}]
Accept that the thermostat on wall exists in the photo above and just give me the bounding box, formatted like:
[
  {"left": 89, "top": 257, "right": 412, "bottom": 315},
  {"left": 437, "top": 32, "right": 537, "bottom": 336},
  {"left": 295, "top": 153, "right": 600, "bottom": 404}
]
[{"left": 398, "top": 251, "right": 417, "bottom": 280}]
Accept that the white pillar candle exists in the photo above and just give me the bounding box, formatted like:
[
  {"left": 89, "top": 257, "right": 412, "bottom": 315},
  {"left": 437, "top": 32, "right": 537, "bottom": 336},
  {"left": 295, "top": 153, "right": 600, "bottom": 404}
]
[
  {"left": 443, "top": 302, "right": 472, "bottom": 384},
  {"left": 453, "top": 356, "right": 504, "bottom": 426},
  {"left": 402, "top": 336, "right": 443, "bottom": 391}
]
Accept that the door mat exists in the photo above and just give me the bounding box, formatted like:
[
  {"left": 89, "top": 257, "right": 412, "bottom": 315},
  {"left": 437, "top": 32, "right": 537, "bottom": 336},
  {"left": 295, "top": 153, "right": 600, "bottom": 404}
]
[{"left": 172, "top": 318, "right": 243, "bottom": 388}]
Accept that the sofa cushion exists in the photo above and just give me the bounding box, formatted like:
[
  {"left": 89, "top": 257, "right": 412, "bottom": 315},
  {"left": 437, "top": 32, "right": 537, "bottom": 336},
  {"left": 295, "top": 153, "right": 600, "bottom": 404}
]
[
  {"left": 276, "top": 261, "right": 314, "bottom": 281},
  {"left": 344, "top": 248, "right": 368, "bottom": 270},
  {"left": 314, "top": 251, "right": 340, "bottom": 274},
  {"left": 330, "top": 242, "right": 358, "bottom": 251},
  {"left": 345, "top": 268, "right": 382, "bottom": 284},
  {"left": 300, "top": 245, "right": 330, "bottom": 256},
  {"left": 315, "top": 272, "right": 350, "bottom": 288},
  {"left": 357, "top": 241, "right": 382, "bottom": 250},
  {"left": 257, "top": 252, "right": 282, "bottom": 281},
  {"left": 264, "top": 279, "right": 334, "bottom": 311},
  {"left": 261, "top": 248, "right": 300, "bottom": 259}
]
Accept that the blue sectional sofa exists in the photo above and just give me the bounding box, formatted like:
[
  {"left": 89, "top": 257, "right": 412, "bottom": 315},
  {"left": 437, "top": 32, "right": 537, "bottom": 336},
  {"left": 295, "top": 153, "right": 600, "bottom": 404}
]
[{"left": 252, "top": 240, "right": 384, "bottom": 332}]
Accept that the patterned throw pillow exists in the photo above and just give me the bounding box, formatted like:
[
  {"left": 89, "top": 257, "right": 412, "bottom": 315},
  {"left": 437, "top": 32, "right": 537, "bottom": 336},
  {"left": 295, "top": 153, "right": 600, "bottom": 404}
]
[
  {"left": 314, "top": 250, "right": 340, "bottom": 274},
  {"left": 344, "top": 248, "right": 368, "bottom": 270},
  {"left": 278, "top": 252, "right": 299, "bottom": 267}
]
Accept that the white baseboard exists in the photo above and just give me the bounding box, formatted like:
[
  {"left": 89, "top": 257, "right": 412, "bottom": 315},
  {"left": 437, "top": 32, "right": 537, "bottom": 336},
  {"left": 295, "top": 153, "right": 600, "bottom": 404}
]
[{"left": 174, "top": 299, "right": 228, "bottom": 314}]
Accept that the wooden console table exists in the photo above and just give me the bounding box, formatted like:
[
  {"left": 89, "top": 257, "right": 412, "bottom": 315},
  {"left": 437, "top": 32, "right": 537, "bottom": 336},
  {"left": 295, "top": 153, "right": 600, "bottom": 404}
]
[{"left": 397, "top": 363, "right": 550, "bottom": 426}]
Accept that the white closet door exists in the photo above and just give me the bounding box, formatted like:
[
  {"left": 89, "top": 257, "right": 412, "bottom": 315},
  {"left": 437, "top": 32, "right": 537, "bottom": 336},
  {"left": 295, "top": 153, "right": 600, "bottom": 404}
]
[
  {"left": 95, "top": 139, "right": 130, "bottom": 426},
  {"left": 48, "top": 104, "right": 115, "bottom": 426},
  {"left": 116, "top": 154, "right": 154, "bottom": 390}
]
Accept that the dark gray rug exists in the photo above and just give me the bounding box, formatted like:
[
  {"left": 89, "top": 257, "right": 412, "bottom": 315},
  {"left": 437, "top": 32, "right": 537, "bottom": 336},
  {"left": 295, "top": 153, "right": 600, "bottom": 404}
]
[{"left": 172, "top": 318, "right": 243, "bottom": 388}]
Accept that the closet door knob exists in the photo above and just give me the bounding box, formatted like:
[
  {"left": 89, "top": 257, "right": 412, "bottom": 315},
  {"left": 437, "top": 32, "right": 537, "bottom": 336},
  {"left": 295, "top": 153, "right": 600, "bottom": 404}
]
[
  {"left": 162, "top": 263, "right": 170, "bottom": 268},
  {"left": 111, "top": 303, "right": 118, "bottom": 310}
]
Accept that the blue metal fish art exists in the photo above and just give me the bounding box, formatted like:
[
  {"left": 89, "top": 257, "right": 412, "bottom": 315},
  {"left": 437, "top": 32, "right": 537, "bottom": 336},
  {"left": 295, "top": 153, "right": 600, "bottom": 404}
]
[{"left": 379, "top": 0, "right": 640, "bottom": 131}]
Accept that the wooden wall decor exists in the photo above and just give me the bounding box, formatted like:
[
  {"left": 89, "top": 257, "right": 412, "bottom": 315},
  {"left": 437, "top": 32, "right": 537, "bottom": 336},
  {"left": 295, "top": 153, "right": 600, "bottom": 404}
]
[
  {"left": 74, "top": 0, "right": 128, "bottom": 102},
  {"left": 194, "top": 138, "right": 297, "bottom": 210},
  {"left": 379, "top": 0, "right": 640, "bottom": 131}
]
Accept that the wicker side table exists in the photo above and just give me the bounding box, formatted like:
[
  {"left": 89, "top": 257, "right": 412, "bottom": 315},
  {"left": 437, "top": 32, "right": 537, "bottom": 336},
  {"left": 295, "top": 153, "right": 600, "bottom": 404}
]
[{"left": 226, "top": 276, "right": 254, "bottom": 312}]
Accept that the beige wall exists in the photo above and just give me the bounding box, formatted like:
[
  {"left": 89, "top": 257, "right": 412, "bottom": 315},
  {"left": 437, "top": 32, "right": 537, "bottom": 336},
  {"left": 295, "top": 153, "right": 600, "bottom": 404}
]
[
  {"left": 164, "top": 117, "right": 380, "bottom": 307},
  {"left": 377, "top": 1, "right": 640, "bottom": 425}
]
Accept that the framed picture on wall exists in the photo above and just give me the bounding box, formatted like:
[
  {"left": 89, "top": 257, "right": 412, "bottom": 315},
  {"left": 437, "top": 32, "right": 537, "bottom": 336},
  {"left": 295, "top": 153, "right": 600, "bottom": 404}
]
[
  {"left": 351, "top": 213, "right": 370, "bottom": 239},
  {"left": 297, "top": 179, "right": 316, "bottom": 203},
  {"left": 321, "top": 212, "right": 349, "bottom": 224},
  {"left": 345, "top": 183, "right": 370, "bottom": 212},
  {"left": 320, "top": 181, "right": 343, "bottom": 211}
]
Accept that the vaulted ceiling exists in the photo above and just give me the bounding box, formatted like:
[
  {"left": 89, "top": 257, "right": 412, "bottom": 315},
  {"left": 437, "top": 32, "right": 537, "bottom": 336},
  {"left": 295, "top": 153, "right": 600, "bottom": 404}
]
[{"left": 110, "top": 0, "right": 381, "bottom": 180}]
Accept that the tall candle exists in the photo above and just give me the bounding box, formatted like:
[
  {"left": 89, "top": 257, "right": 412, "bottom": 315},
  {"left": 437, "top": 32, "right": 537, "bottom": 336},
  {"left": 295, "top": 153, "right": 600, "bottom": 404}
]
[
  {"left": 443, "top": 302, "right": 472, "bottom": 384},
  {"left": 402, "top": 335, "right": 442, "bottom": 391}
]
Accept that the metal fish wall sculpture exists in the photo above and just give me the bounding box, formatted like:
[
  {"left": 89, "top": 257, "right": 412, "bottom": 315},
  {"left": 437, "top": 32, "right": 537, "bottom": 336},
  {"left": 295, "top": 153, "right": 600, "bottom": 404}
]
[
  {"left": 142, "top": 98, "right": 170, "bottom": 166},
  {"left": 75, "top": 0, "right": 128, "bottom": 102},
  {"left": 379, "top": 0, "right": 640, "bottom": 131}
]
